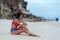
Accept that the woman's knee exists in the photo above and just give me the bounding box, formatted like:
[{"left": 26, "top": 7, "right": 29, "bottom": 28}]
[{"left": 22, "top": 24, "right": 27, "bottom": 27}]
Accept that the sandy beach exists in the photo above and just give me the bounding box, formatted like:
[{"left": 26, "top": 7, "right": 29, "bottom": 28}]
[{"left": 0, "top": 19, "right": 60, "bottom": 40}]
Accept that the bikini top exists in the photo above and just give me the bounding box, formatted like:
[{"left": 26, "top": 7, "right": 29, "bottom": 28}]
[{"left": 12, "top": 21, "right": 20, "bottom": 27}]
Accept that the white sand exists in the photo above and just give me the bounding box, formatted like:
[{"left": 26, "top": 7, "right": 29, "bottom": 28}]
[{"left": 0, "top": 19, "right": 60, "bottom": 40}]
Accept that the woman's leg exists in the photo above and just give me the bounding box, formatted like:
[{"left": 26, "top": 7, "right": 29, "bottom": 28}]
[
  {"left": 11, "top": 24, "right": 39, "bottom": 37},
  {"left": 11, "top": 27, "right": 26, "bottom": 35},
  {"left": 20, "top": 24, "right": 39, "bottom": 37}
]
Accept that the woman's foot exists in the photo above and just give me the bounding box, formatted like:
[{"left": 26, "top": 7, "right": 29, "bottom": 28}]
[{"left": 29, "top": 34, "right": 40, "bottom": 37}]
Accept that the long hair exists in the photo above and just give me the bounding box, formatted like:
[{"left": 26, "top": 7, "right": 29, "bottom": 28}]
[{"left": 16, "top": 12, "right": 24, "bottom": 19}]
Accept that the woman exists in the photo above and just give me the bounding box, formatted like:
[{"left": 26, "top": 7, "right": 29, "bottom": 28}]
[{"left": 11, "top": 13, "right": 39, "bottom": 37}]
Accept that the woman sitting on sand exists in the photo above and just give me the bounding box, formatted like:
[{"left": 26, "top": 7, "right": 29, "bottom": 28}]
[{"left": 11, "top": 13, "right": 39, "bottom": 37}]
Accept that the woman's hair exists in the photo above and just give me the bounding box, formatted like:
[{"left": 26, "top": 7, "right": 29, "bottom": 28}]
[{"left": 16, "top": 12, "right": 24, "bottom": 19}]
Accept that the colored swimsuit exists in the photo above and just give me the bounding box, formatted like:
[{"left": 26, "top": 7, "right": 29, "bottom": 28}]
[{"left": 11, "top": 21, "right": 19, "bottom": 32}]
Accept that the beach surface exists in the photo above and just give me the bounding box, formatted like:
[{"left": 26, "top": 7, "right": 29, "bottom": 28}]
[{"left": 0, "top": 19, "right": 60, "bottom": 40}]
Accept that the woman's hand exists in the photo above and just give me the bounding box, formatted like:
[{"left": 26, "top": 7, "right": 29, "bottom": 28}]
[{"left": 23, "top": 22, "right": 27, "bottom": 25}]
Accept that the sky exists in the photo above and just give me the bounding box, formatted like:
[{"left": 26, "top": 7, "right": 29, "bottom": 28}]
[{"left": 24, "top": 0, "right": 60, "bottom": 19}]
